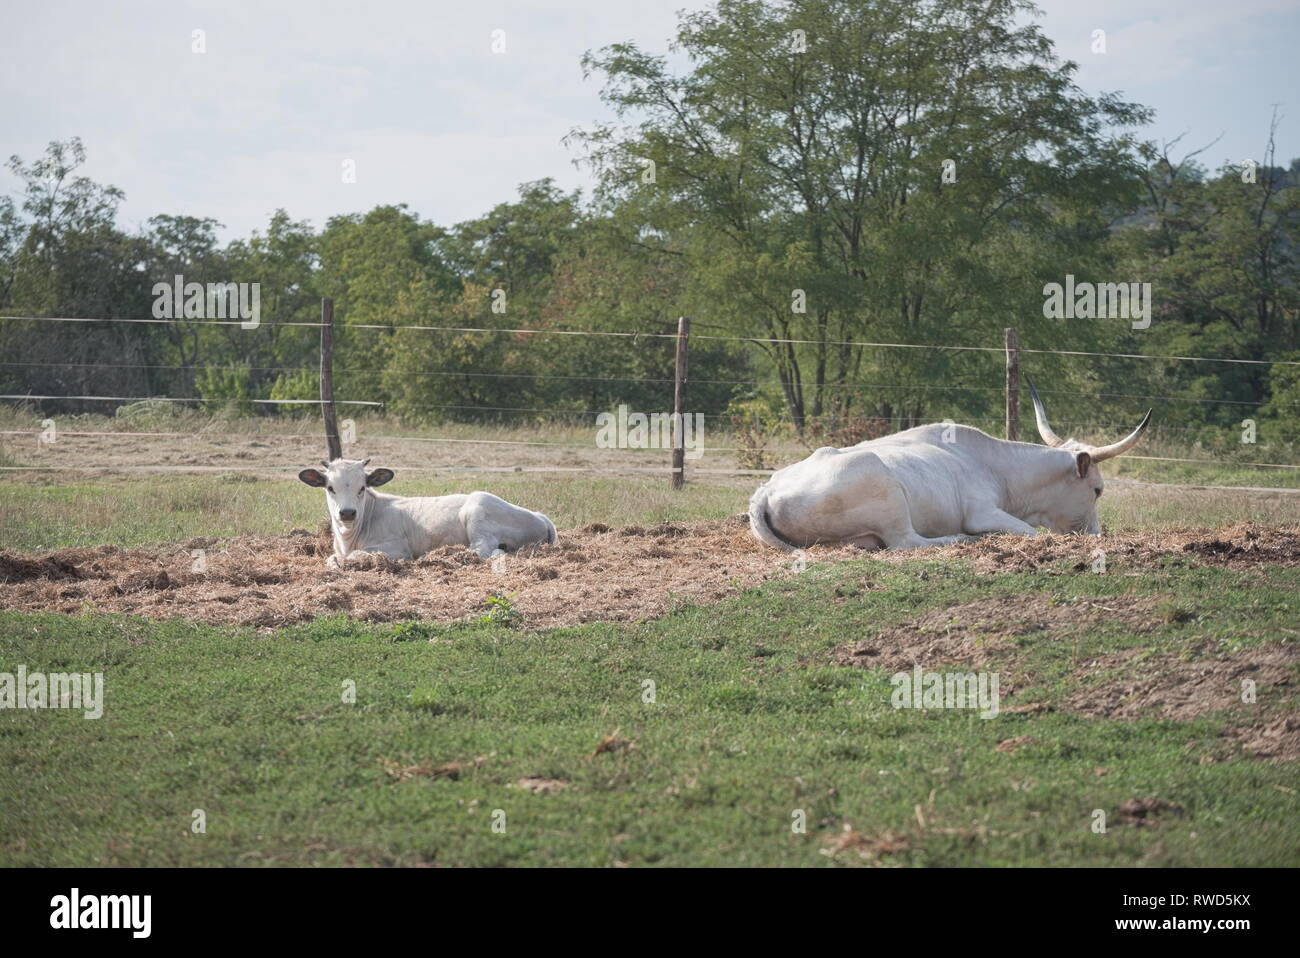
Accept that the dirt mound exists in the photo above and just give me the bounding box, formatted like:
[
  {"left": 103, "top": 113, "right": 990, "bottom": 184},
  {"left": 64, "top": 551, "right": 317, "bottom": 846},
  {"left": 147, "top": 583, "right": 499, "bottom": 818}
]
[{"left": 831, "top": 594, "right": 1159, "bottom": 673}]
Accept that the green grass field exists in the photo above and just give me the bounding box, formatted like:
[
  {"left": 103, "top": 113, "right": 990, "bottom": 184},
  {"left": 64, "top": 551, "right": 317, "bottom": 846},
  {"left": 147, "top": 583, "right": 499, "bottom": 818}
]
[
  {"left": 0, "top": 474, "right": 747, "bottom": 552},
  {"left": 1, "top": 549, "right": 1296, "bottom": 866}
]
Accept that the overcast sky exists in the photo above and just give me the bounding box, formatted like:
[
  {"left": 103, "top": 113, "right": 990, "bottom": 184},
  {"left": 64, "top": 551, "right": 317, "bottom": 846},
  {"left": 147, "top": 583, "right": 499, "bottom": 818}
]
[{"left": 2, "top": 0, "right": 1296, "bottom": 241}]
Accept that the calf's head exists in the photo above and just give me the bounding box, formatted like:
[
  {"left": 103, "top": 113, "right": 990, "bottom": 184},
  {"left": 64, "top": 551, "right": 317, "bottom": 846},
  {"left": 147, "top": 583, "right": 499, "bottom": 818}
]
[
  {"left": 298, "top": 458, "right": 395, "bottom": 528},
  {"left": 1025, "top": 376, "right": 1151, "bottom": 535}
]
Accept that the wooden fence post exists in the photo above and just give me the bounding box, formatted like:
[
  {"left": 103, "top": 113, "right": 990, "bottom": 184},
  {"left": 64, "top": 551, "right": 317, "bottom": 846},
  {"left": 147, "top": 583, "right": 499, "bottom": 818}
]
[
  {"left": 671, "top": 316, "right": 691, "bottom": 489},
  {"left": 321, "top": 297, "right": 342, "bottom": 461},
  {"left": 1004, "top": 326, "right": 1019, "bottom": 442}
]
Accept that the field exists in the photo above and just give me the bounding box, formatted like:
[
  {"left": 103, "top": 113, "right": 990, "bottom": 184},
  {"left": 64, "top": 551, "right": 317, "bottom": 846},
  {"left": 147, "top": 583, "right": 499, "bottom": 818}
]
[{"left": 1, "top": 412, "right": 1298, "bottom": 866}]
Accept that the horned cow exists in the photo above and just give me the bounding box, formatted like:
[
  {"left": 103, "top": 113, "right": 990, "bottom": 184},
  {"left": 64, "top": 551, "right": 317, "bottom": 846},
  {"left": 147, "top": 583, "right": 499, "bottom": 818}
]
[
  {"left": 748, "top": 377, "right": 1151, "bottom": 551},
  {"left": 299, "top": 458, "right": 556, "bottom": 568}
]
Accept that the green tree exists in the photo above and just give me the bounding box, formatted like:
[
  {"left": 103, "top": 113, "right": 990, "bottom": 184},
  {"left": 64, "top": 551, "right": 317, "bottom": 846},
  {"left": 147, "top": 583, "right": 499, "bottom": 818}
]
[
  {"left": 1115, "top": 121, "right": 1299, "bottom": 427},
  {"left": 0, "top": 138, "right": 152, "bottom": 406},
  {"left": 317, "top": 204, "right": 460, "bottom": 408},
  {"left": 573, "top": 0, "right": 1150, "bottom": 431}
]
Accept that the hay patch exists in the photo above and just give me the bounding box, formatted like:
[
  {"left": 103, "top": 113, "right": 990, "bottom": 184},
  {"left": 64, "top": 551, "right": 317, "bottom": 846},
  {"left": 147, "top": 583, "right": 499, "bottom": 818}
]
[
  {"left": 0, "top": 515, "right": 817, "bottom": 629},
  {"left": 923, "top": 522, "right": 1300, "bottom": 575}
]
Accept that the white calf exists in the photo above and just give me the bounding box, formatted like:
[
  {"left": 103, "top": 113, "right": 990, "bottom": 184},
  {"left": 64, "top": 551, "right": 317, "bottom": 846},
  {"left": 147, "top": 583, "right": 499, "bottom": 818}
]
[{"left": 298, "top": 458, "right": 556, "bottom": 568}]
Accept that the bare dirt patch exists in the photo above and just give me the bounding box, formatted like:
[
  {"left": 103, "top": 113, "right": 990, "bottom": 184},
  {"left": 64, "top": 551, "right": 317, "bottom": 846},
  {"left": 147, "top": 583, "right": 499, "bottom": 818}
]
[
  {"left": 1217, "top": 716, "right": 1300, "bottom": 763},
  {"left": 1065, "top": 643, "right": 1300, "bottom": 763},
  {"left": 1065, "top": 644, "right": 1296, "bottom": 723},
  {"left": 4, "top": 516, "right": 1298, "bottom": 756},
  {"left": 827, "top": 585, "right": 1299, "bottom": 762},
  {"left": 1116, "top": 797, "right": 1185, "bottom": 828},
  {"left": 830, "top": 594, "right": 1160, "bottom": 673}
]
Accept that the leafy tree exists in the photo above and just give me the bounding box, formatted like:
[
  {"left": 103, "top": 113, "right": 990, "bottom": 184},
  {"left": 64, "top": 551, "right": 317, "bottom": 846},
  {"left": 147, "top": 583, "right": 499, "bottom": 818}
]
[
  {"left": 317, "top": 204, "right": 460, "bottom": 407},
  {"left": 1114, "top": 121, "right": 1299, "bottom": 428},
  {"left": 0, "top": 138, "right": 151, "bottom": 405},
  {"left": 573, "top": 0, "right": 1150, "bottom": 431},
  {"left": 1264, "top": 353, "right": 1300, "bottom": 444}
]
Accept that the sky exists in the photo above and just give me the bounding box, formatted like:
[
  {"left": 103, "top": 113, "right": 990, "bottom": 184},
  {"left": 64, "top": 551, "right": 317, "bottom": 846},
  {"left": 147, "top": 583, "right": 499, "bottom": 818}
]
[{"left": 2, "top": 0, "right": 1297, "bottom": 241}]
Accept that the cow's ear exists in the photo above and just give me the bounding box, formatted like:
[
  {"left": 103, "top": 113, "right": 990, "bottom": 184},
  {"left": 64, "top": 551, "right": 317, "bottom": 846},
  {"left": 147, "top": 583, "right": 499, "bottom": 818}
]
[
  {"left": 366, "top": 468, "right": 395, "bottom": 488},
  {"left": 1074, "top": 451, "right": 1092, "bottom": 479},
  {"left": 299, "top": 468, "right": 327, "bottom": 487}
]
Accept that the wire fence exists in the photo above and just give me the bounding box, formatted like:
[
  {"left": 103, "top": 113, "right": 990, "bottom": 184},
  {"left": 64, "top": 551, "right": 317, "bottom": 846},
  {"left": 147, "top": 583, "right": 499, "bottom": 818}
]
[
  {"left": 5, "top": 427, "right": 1299, "bottom": 471},
  {"left": 4, "top": 312, "right": 1299, "bottom": 365},
  {"left": 1, "top": 312, "right": 1296, "bottom": 487}
]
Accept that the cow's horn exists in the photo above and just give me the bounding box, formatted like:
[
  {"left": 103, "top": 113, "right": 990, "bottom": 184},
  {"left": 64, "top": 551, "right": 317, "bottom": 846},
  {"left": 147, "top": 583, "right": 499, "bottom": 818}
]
[
  {"left": 1089, "top": 410, "right": 1152, "bottom": 461},
  {"left": 1024, "top": 375, "right": 1064, "bottom": 447}
]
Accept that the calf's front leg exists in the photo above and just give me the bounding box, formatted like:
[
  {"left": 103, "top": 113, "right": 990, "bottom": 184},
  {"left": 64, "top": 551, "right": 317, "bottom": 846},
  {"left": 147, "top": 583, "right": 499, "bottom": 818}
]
[{"left": 328, "top": 540, "right": 414, "bottom": 568}]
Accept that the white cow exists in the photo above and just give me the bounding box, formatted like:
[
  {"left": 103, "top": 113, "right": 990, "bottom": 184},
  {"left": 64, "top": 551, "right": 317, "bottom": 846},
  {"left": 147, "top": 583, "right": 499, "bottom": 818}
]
[
  {"left": 298, "top": 458, "right": 557, "bottom": 568},
  {"left": 748, "top": 378, "right": 1150, "bottom": 551}
]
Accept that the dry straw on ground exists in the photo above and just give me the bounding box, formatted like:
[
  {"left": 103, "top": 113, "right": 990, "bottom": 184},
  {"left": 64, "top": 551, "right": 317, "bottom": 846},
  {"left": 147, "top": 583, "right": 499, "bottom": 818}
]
[
  {"left": 0, "top": 515, "right": 819, "bottom": 628},
  {"left": 1, "top": 519, "right": 1296, "bottom": 630}
]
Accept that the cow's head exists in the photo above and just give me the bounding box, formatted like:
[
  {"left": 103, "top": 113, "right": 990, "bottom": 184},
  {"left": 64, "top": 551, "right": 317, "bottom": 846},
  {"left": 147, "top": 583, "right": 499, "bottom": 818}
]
[
  {"left": 1025, "top": 376, "right": 1151, "bottom": 535},
  {"left": 297, "top": 458, "right": 394, "bottom": 529}
]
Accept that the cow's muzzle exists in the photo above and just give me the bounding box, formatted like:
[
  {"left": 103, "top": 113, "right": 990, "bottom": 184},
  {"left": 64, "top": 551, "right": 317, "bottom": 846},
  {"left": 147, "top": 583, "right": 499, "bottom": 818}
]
[{"left": 338, "top": 508, "right": 357, "bottom": 522}]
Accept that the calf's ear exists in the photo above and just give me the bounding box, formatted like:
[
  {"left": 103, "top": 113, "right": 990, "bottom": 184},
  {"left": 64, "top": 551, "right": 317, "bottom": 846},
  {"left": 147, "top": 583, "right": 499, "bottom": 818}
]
[
  {"left": 299, "top": 468, "right": 327, "bottom": 487},
  {"left": 1074, "top": 451, "right": 1092, "bottom": 479},
  {"left": 366, "top": 468, "right": 395, "bottom": 487}
]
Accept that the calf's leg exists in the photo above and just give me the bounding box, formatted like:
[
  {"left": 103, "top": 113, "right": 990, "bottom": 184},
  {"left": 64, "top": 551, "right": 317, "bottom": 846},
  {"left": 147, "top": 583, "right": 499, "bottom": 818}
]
[{"left": 333, "top": 540, "right": 413, "bottom": 566}]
